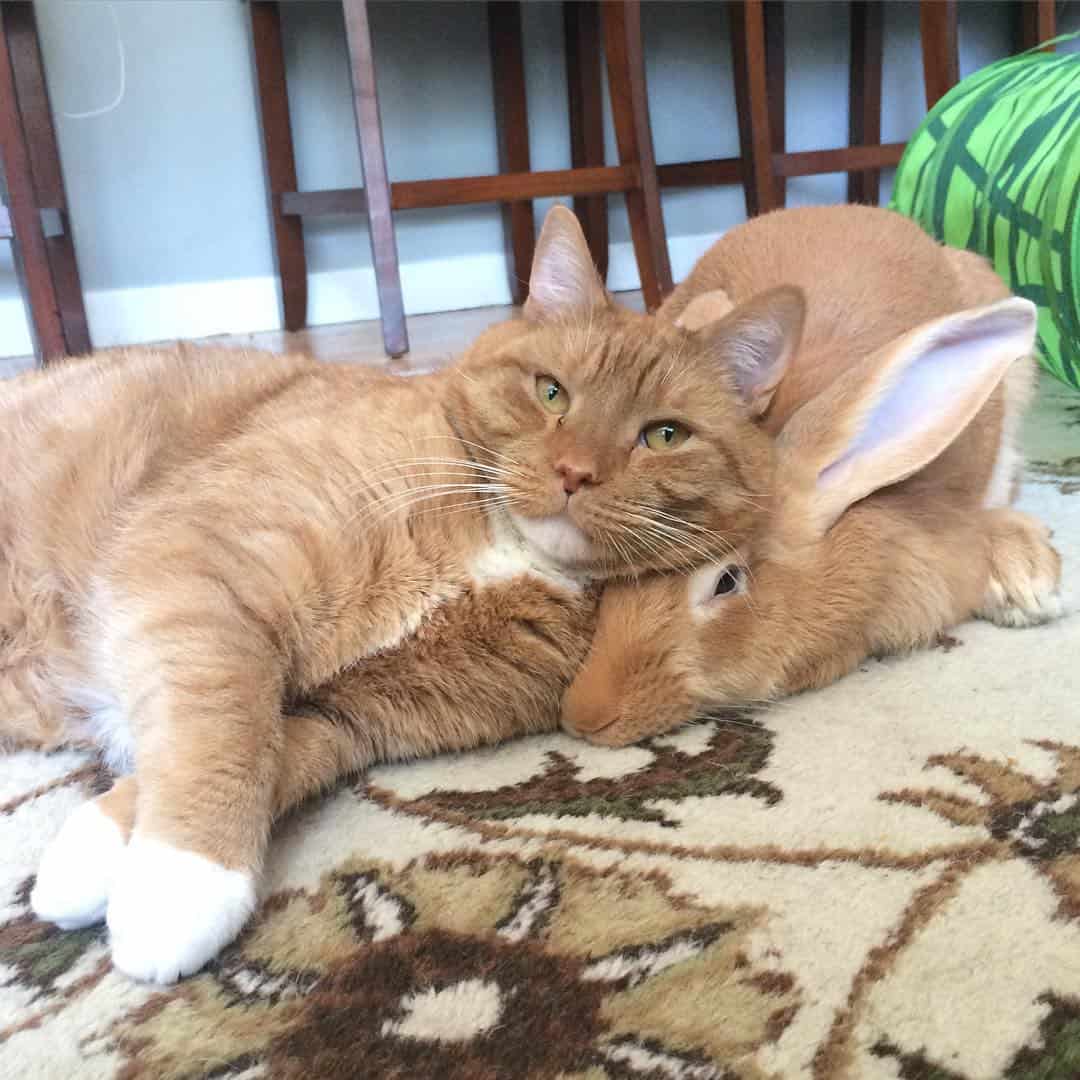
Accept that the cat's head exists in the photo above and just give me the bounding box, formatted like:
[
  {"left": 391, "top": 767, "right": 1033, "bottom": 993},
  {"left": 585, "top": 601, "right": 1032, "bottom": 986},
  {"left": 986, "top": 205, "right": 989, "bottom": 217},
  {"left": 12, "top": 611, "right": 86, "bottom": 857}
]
[{"left": 451, "top": 206, "right": 806, "bottom": 577}]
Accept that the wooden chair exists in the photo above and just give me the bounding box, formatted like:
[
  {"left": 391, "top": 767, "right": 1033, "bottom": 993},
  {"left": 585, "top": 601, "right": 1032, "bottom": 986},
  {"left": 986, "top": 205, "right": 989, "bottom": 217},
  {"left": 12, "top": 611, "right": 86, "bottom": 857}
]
[
  {"left": 248, "top": 0, "right": 673, "bottom": 359},
  {"left": 596, "top": 0, "right": 1058, "bottom": 229},
  {"left": 556, "top": 1, "right": 785, "bottom": 258},
  {"left": 758, "top": 0, "right": 1058, "bottom": 212},
  {"left": 0, "top": 2, "right": 90, "bottom": 364},
  {"left": 920, "top": 0, "right": 1057, "bottom": 112}
]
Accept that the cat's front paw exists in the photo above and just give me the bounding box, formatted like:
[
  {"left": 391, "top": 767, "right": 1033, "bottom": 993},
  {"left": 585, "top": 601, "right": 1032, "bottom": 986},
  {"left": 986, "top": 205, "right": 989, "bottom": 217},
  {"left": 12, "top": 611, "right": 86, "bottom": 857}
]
[
  {"left": 31, "top": 799, "right": 126, "bottom": 929},
  {"left": 106, "top": 833, "right": 256, "bottom": 984}
]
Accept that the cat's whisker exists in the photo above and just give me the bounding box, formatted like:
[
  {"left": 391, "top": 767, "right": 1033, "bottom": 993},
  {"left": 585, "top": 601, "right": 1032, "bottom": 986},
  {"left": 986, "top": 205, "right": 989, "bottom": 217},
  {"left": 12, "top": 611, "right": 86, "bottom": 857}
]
[
  {"left": 694, "top": 712, "right": 767, "bottom": 730},
  {"left": 606, "top": 518, "right": 687, "bottom": 577},
  {"left": 363, "top": 457, "right": 520, "bottom": 476},
  {"left": 405, "top": 493, "right": 518, "bottom": 523},
  {"left": 352, "top": 483, "right": 511, "bottom": 527},
  {"left": 359, "top": 481, "right": 510, "bottom": 511},
  {"left": 615, "top": 508, "right": 729, "bottom": 569},
  {"left": 361, "top": 495, "right": 496, "bottom": 529},
  {"left": 594, "top": 524, "right": 638, "bottom": 574},
  {"left": 589, "top": 523, "right": 629, "bottom": 571},
  {"left": 612, "top": 527, "right": 640, "bottom": 571},
  {"left": 635, "top": 505, "right": 763, "bottom": 603},
  {"left": 660, "top": 337, "right": 685, "bottom": 389},
  {"left": 368, "top": 485, "right": 511, "bottom": 518},
  {"left": 630, "top": 502, "right": 738, "bottom": 547},
  {"left": 414, "top": 434, "right": 526, "bottom": 470},
  {"left": 625, "top": 503, "right": 747, "bottom": 570},
  {"left": 638, "top": 517, "right": 732, "bottom": 557},
  {"left": 638, "top": 528, "right": 699, "bottom": 577},
  {"left": 359, "top": 457, "right": 528, "bottom": 485},
  {"left": 726, "top": 492, "right": 771, "bottom": 512},
  {"left": 360, "top": 467, "right": 521, "bottom": 490},
  {"left": 590, "top": 509, "right": 687, "bottom": 575},
  {"left": 634, "top": 506, "right": 763, "bottom": 615},
  {"left": 356, "top": 483, "right": 518, "bottom": 521},
  {"left": 450, "top": 365, "right": 481, "bottom": 386},
  {"left": 580, "top": 305, "right": 595, "bottom": 359},
  {"left": 638, "top": 534, "right": 688, "bottom": 577}
]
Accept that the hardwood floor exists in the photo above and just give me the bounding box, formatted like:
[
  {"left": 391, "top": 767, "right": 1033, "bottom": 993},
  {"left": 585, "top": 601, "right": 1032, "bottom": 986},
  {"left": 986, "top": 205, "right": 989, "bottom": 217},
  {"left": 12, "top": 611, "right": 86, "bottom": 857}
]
[{"left": 0, "top": 292, "right": 646, "bottom": 381}]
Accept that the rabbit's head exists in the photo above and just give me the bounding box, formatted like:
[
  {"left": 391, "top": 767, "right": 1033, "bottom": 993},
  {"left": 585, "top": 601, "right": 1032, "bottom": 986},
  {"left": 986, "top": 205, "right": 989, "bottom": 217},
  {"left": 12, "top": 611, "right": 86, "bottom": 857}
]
[{"left": 561, "top": 297, "right": 1038, "bottom": 746}]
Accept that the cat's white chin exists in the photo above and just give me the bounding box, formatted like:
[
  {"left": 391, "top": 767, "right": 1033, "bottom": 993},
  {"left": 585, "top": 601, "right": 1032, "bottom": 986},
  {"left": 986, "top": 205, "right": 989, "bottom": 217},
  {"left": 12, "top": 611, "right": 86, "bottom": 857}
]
[{"left": 511, "top": 511, "right": 597, "bottom": 567}]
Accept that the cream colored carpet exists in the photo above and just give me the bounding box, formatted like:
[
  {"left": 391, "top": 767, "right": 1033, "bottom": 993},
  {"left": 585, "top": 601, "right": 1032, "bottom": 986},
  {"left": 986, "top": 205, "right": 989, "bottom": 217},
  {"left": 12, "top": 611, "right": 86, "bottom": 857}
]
[{"left": 1, "top": 376, "right": 1078, "bottom": 1079}]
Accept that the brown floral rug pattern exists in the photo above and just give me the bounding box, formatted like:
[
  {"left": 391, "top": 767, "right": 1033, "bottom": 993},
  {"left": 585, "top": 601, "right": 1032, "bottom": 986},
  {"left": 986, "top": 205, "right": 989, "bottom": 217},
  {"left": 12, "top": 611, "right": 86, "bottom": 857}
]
[{"left": 1, "top": 386, "right": 1079, "bottom": 1079}]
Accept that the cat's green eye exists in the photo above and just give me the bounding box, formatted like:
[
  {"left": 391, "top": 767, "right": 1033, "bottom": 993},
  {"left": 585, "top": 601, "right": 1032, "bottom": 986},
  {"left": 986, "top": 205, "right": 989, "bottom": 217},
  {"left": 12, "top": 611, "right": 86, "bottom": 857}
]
[
  {"left": 536, "top": 375, "right": 570, "bottom": 415},
  {"left": 640, "top": 420, "right": 690, "bottom": 451}
]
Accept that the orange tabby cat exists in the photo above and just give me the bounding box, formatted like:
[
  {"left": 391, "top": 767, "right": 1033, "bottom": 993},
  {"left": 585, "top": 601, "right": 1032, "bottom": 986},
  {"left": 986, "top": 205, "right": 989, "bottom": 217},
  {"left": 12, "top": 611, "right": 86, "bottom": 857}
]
[{"left": 4, "top": 206, "right": 803, "bottom": 982}]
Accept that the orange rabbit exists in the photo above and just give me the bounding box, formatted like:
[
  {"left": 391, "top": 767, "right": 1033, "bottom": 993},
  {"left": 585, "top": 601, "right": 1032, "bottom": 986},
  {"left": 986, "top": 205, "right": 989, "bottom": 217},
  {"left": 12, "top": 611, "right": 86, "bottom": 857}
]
[{"left": 562, "top": 205, "right": 1062, "bottom": 746}]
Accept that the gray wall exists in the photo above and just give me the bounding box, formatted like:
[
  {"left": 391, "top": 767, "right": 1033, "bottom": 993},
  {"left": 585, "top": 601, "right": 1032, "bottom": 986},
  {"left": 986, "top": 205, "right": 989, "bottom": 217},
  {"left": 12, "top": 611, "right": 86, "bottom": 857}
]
[{"left": 2, "top": 0, "right": 1077, "bottom": 355}]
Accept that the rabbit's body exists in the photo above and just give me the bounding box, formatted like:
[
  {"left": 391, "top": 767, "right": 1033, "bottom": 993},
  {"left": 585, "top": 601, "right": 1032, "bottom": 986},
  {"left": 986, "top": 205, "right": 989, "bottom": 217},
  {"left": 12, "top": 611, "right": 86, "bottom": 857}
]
[{"left": 562, "top": 205, "right": 1062, "bottom": 745}]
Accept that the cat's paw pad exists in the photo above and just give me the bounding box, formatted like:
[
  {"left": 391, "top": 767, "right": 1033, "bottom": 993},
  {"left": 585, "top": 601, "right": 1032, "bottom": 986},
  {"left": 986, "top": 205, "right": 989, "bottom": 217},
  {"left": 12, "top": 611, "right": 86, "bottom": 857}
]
[
  {"left": 31, "top": 800, "right": 126, "bottom": 929},
  {"left": 106, "top": 834, "right": 256, "bottom": 984},
  {"left": 978, "top": 512, "right": 1064, "bottom": 628}
]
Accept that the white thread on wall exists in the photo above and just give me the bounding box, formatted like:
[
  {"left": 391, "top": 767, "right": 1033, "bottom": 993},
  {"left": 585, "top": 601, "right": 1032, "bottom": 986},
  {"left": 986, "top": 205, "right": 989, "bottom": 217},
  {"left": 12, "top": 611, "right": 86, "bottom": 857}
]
[{"left": 60, "top": 1, "right": 126, "bottom": 120}]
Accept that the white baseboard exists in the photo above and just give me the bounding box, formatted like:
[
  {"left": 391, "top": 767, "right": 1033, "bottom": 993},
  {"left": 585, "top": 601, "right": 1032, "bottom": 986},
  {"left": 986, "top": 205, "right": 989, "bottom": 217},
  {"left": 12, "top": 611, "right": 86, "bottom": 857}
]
[
  {"left": 0, "top": 231, "right": 721, "bottom": 360},
  {"left": 0, "top": 298, "right": 33, "bottom": 359}
]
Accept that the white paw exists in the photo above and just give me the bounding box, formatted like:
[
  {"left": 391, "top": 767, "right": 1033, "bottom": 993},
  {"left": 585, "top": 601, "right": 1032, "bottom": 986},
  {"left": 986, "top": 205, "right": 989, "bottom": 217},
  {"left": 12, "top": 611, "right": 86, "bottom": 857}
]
[
  {"left": 106, "top": 833, "right": 256, "bottom": 984},
  {"left": 31, "top": 800, "right": 126, "bottom": 929},
  {"left": 978, "top": 575, "right": 1064, "bottom": 628}
]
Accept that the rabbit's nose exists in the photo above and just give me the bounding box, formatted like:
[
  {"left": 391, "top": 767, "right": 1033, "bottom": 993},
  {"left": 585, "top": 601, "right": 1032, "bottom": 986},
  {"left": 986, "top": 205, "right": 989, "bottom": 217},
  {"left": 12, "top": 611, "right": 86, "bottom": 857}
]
[{"left": 560, "top": 664, "right": 618, "bottom": 738}]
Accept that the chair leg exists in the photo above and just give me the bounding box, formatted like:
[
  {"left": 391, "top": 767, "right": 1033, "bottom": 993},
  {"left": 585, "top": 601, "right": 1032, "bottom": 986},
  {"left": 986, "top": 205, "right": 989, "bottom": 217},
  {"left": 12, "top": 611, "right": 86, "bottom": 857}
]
[
  {"left": 920, "top": 0, "right": 959, "bottom": 110},
  {"left": 249, "top": 1, "right": 308, "bottom": 333},
  {"left": 565, "top": 0, "right": 608, "bottom": 281},
  {"left": 6, "top": 3, "right": 90, "bottom": 357},
  {"left": 342, "top": 0, "right": 408, "bottom": 358},
  {"left": 0, "top": 5, "right": 65, "bottom": 363},
  {"left": 1017, "top": 0, "right": 1055, "bottom": 52},
  {"left": 488, "top": 1, "right": 534, "bottom": 306},
  {"left": 847, "top": 0, "right": 884, "bottom": 205},
  {"left": 730, "top": 0, "right": 778, "bottom": 219},
  {"left": 764, "top": 1, "right": 786, "bottom": 208},
  {"left": 601, "top": 0, "right": 671, "bottom": 309}
]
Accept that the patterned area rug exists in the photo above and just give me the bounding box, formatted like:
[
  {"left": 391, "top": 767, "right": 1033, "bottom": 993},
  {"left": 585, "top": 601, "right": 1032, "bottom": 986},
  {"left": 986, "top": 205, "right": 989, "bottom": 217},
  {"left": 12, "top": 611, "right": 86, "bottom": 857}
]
[{"left": 2, "top": 377, "right": 1079, "bottom": 1080}]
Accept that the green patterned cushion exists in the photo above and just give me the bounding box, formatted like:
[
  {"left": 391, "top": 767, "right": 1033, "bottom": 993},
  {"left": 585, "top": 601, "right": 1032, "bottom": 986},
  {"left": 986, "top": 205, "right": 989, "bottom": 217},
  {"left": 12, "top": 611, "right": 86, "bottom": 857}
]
[{"left": 889, "top": 36, "right": 1080, "bottom": 389}]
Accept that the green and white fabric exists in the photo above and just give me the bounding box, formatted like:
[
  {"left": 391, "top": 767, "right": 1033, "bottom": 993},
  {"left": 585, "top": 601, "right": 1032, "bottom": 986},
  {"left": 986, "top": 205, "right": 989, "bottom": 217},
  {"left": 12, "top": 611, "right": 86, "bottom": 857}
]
[{"left": 890, "top": 36, "right": 1080, "bottom": 390}]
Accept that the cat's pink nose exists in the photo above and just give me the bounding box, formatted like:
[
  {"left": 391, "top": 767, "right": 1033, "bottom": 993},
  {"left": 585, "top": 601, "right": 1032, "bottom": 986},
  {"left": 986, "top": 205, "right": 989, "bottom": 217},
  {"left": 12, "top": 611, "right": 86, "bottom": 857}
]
[{"left": 555, "top": 461, "right": 595, "bottom": 495}]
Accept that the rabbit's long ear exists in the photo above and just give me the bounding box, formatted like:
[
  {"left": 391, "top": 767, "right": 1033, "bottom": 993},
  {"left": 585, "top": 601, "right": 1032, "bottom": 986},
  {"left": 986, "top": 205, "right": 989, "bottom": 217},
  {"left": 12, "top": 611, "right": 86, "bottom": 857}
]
[
  {"left": 778, "top": 298, "right": 1037, "bottom": 533},
  {"left": 524, "top": 205, "right": 609, "bottom": 323}
]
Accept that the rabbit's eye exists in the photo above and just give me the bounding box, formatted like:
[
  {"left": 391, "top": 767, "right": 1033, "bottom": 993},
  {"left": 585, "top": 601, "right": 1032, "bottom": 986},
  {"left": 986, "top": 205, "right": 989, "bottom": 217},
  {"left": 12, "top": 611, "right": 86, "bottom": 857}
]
[{"left": 714, "top": 567, "right": 742, "bottom": 596}]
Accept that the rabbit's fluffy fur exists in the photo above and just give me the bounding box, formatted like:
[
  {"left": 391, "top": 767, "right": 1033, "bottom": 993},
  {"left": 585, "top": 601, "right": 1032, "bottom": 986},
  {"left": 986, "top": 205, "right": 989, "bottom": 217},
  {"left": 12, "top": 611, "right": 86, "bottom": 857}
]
[{"left": 562, "top": 205, "right": 1061, "bottom": 746}]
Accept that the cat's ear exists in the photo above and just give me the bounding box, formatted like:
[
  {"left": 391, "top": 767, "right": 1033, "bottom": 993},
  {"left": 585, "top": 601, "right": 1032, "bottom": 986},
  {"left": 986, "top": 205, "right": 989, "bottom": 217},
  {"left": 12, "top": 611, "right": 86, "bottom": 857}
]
[
  {"left": 524, "top": 205, "right": 609, "bottom": 323},
  {"left": 777, "top": 297, "right": 1036, "bottom": 533},
  {"left": 694, "top": 286, "right": 805, "bottom": 417},
  {"left": 674, "top": 289, "right": 736, "bottom": 330}
]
